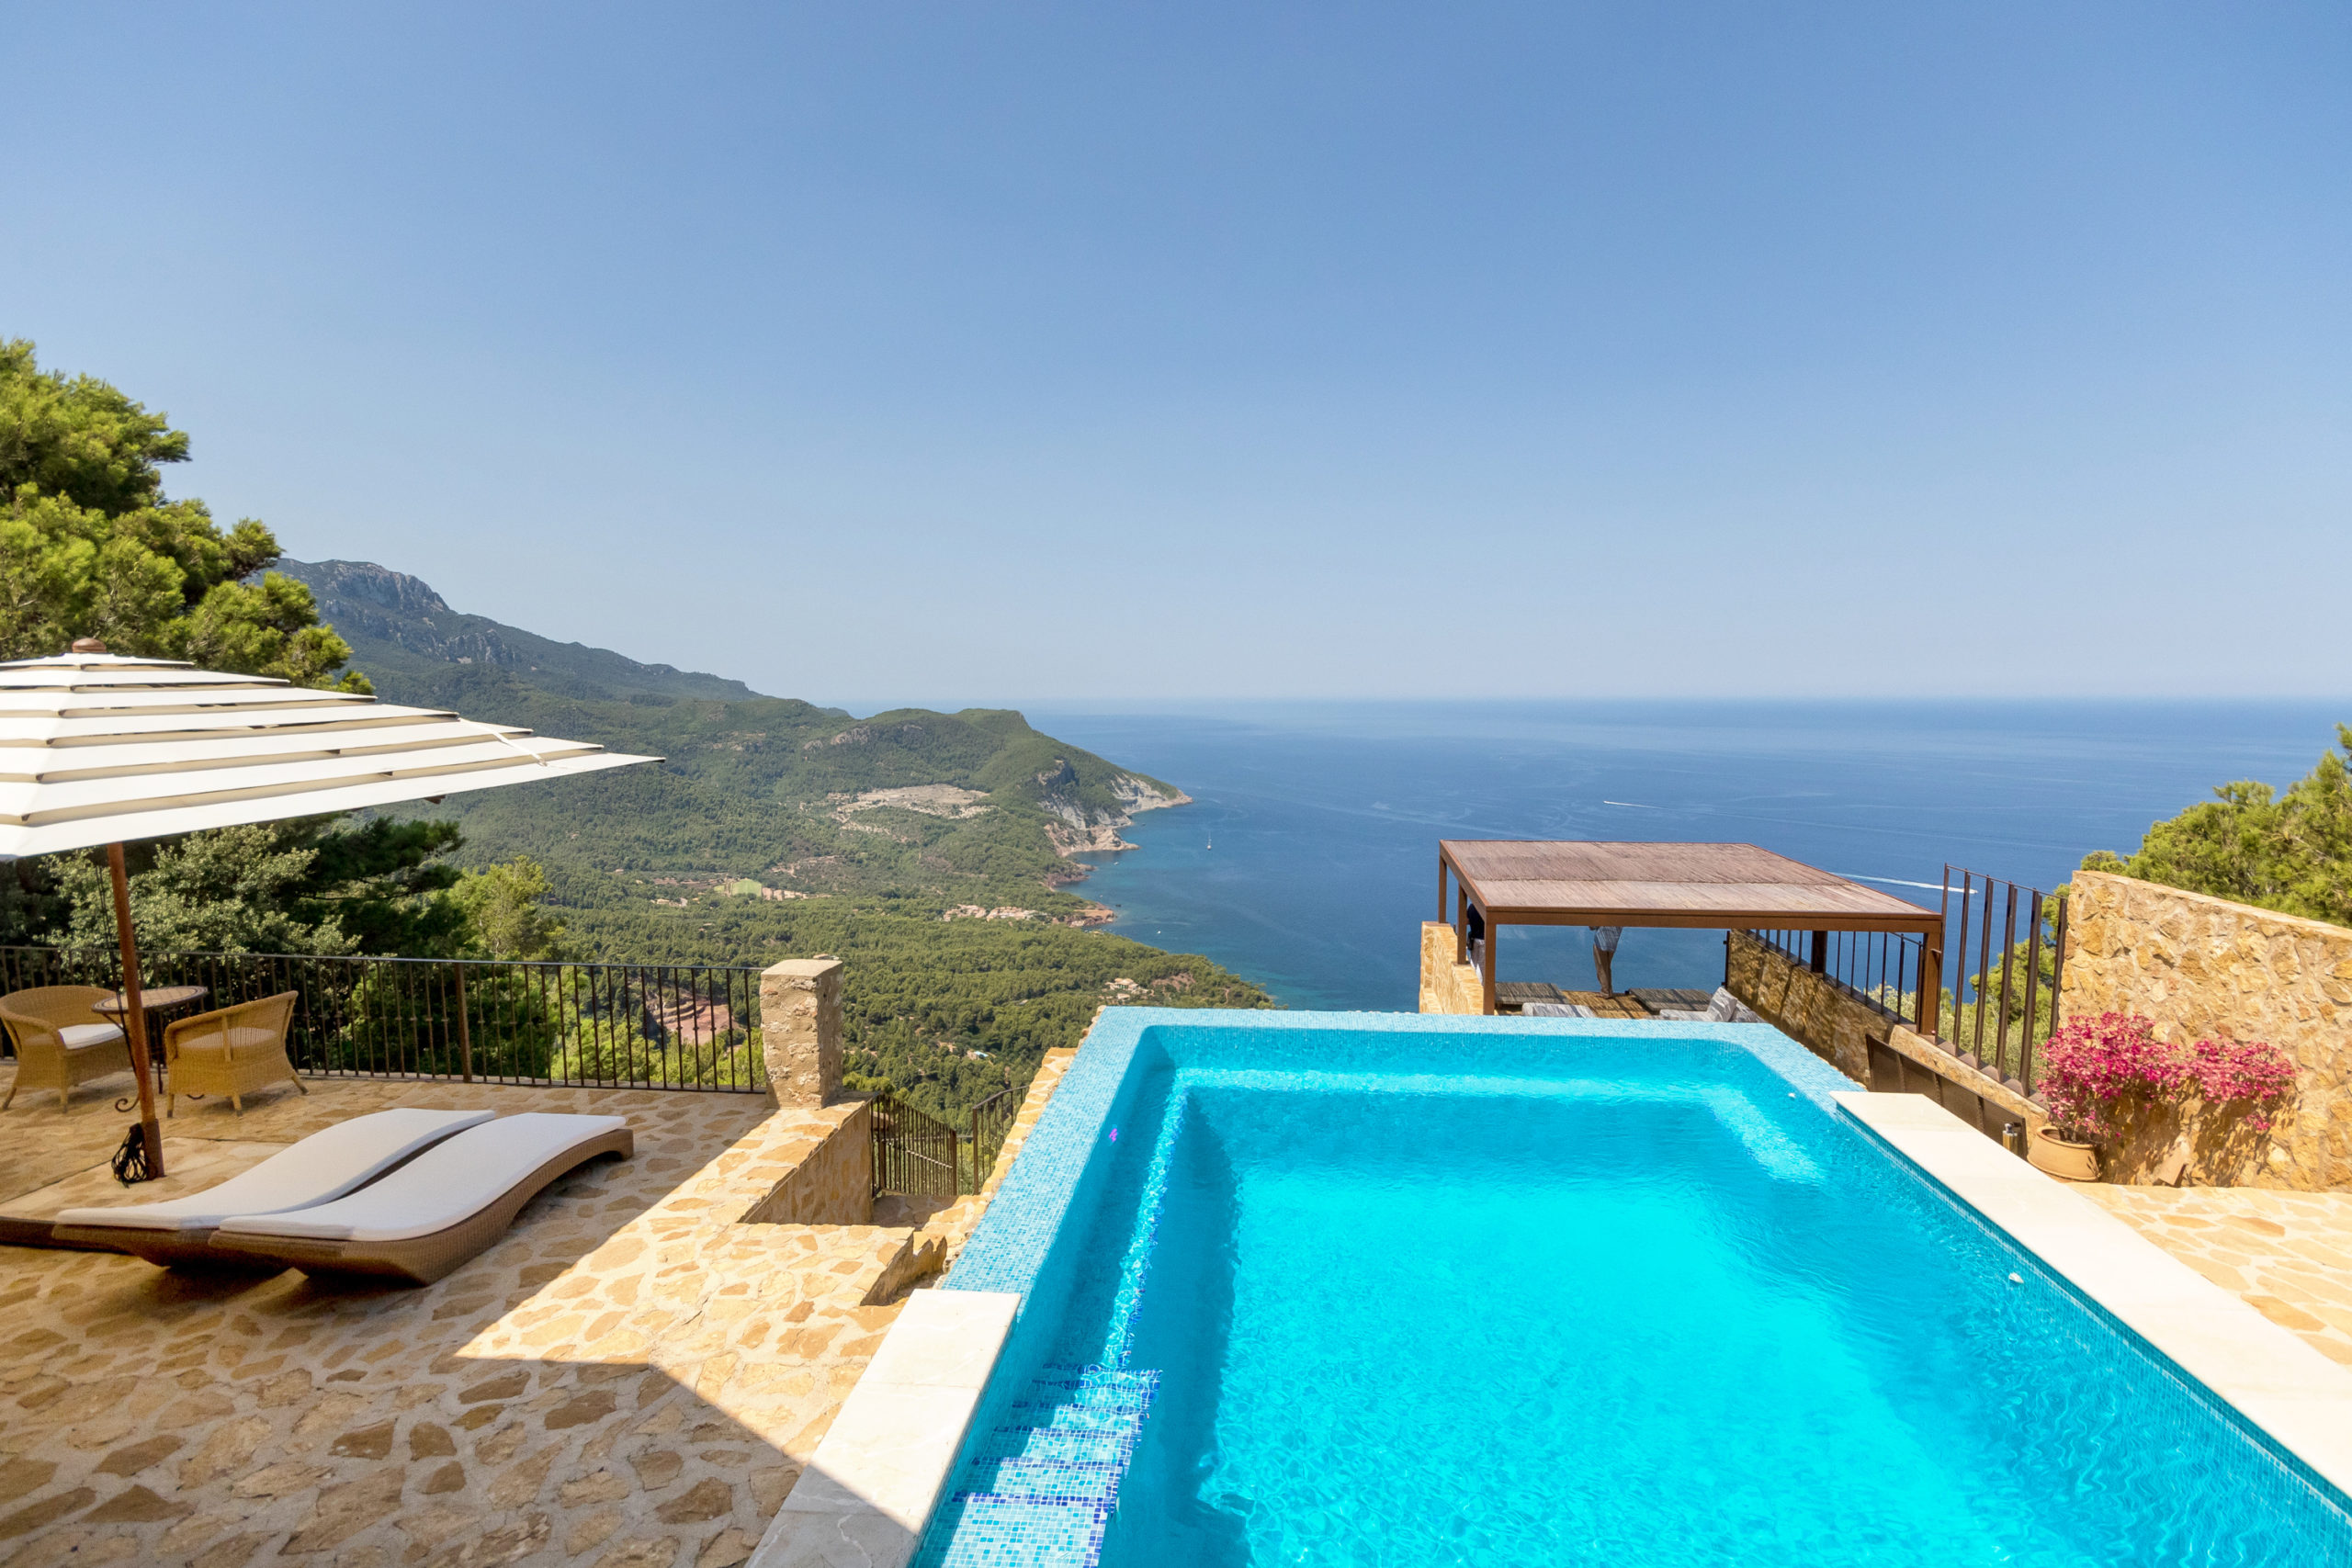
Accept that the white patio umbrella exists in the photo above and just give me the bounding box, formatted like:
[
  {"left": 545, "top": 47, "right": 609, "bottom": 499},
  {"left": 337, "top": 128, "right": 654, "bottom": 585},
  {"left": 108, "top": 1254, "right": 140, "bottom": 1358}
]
[{"left": 0, "top": 643, "right": 660, "bottom": 1177}]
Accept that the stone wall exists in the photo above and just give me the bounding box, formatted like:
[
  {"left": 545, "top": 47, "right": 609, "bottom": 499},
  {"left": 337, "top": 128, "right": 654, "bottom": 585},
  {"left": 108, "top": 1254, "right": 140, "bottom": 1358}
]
[
  {"left": 1725, "top": 931, "right": 2043, "bottom": 1143},
  {"left": 2060, "top": 871, "right": 2352, "bottom": 1190},
  {"left": 1419, "top": 921, "right": 1484, "bottom": 1014},
  {"left": 741, "top": 1097, "right": 874, "bottom": 1225}
]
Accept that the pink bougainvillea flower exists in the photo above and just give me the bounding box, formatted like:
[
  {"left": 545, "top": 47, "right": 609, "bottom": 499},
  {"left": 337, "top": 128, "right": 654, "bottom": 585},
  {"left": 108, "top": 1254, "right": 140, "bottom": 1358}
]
[
  {"left": 2185, "top": 1038, "right": 2296, "bottom": 1134},
  {"left": 2039, "top": 1012, "right": 2188, "bottom": 1141}
]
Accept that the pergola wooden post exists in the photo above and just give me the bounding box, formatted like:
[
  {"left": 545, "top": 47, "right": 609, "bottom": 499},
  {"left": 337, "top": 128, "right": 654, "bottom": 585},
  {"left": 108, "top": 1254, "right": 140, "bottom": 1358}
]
[{"left": 1438, "top": 840, "right": 1947, "bottom": 1031}]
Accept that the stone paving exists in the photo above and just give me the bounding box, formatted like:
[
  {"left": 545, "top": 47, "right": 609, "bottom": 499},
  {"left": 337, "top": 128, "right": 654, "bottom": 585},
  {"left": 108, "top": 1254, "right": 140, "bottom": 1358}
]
[
  {"left": 2083, "top": 1182, "right": 2352, "bottom": 1368},
  {"left": 0, "top": 1056, "right": 1078, "bottom": 1568}
]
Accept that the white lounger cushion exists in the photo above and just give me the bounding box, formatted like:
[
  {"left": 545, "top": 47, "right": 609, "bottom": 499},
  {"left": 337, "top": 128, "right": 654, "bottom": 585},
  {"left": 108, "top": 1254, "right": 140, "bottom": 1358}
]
[
  {"left": 57, "top": 1021, "right": 126, "bottom": 1049},
  {"left": 1708, "top": 986, "right": 1762, "bottom": 1022},
  {"left": 53, "top": 1107, "right": 495, "bottom": 1234},
  {"left": 216, "top": 1112, "right": 627, "bottom": 1245}
]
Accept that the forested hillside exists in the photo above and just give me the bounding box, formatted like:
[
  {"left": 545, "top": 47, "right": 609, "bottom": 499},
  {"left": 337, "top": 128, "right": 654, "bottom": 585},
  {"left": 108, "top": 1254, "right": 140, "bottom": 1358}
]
[
  {"left": 288, "top": 560, "right": 1276, "bottom": 1110},
  {"left": 561, "top": 887, "right": 1264, "bottom": 1124}
]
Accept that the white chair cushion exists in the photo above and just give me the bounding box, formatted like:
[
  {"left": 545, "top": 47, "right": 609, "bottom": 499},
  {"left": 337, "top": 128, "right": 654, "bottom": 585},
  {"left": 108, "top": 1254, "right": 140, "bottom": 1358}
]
[
  {"left": 54, "top": 1107, "right": 496, "bottom": 1234},
  {"left": 218, "top": 1113, "right": 628, "bottom": 1244},
  {"left": 57, "top": 1022, "right": 125, "bottom": 1050}
]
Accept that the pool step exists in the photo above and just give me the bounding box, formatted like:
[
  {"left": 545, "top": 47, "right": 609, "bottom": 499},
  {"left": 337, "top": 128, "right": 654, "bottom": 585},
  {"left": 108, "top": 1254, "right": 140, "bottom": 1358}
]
[{"left": 913, "top": 1366, "right": 1159, "bottom": 1568}]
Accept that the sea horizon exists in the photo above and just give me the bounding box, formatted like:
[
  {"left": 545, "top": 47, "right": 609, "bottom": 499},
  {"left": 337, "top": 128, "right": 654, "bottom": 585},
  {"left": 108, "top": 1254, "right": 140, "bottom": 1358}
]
[{"left": 1012, "top": 697, "right": 2348, "bottom": 1010}]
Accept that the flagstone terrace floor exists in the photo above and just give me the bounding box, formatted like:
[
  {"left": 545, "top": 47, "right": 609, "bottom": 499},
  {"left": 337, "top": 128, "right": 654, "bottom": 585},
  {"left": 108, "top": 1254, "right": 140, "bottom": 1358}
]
[
  {"left": 2084, "top": 1182, "right": 2352, "bottom": 1369},
  {"left": 0, "top": 1055, "right": 1074, "bottom": 1568}
]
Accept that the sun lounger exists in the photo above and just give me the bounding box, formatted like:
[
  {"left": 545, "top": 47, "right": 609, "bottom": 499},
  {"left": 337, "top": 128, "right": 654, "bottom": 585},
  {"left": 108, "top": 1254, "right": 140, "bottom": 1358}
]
[
  {"left": 207, "top": 1111, "right": 633, "bottom": 1284},
  {"left": 51, "top": 1107, "right": 495, "bottom": 1264}
]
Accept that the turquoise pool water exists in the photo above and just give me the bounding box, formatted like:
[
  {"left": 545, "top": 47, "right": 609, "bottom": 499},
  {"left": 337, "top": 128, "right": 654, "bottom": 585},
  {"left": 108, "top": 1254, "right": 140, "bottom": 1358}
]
[{"left": 924, "top": 1014, "right": 2352, "bottom": 1567}]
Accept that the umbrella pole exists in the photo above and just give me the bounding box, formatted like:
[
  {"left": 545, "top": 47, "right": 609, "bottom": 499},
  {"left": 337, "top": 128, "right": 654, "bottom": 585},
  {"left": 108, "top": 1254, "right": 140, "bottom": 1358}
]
[{"left": 105, "top": 842, "right": 164, "bottom": 1179}]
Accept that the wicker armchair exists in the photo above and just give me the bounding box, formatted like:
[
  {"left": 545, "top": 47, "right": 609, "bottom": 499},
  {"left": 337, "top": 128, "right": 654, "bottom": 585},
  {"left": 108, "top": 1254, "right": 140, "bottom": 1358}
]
[
  {"left": 165, "top": 993, "right": 306, "bottom": 1115},
  {"left": 1, "top": 986, "right": 131, "bottom": 1111}
]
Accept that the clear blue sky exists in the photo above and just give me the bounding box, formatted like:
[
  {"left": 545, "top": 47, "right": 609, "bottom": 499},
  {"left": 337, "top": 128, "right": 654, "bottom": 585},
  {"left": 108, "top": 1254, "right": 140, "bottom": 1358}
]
[{"left": 6, "top": 3, "right": 2346, "bottom": 704}]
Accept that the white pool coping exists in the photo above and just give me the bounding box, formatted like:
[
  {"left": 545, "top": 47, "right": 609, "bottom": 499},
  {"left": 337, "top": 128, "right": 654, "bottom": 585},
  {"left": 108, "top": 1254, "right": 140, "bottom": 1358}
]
[
  {"left": 1838, "top": 1090, "right": 2352, "bottom": 1500},
  {"left": 748, "top": 1287, "right": 1020, "bottom": 1568}
]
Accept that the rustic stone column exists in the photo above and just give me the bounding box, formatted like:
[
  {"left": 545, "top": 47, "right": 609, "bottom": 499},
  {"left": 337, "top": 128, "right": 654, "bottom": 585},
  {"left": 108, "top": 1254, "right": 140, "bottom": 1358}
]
[{"left": 761, "top": 956, "right": 843, "bottom": 1108}]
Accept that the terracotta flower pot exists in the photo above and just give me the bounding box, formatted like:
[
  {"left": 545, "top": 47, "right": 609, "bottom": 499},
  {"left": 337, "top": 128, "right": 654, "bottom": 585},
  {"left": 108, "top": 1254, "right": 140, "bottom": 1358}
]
[{"left": 2029, "top": 1126, "right": 2100, "bottom": 1182}]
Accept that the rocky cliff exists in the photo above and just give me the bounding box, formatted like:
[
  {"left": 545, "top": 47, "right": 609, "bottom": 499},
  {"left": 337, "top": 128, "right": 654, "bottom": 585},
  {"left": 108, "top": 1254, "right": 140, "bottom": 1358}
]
[{"left": 1035, "top": 761, "right": 1192, "bottom": 855}]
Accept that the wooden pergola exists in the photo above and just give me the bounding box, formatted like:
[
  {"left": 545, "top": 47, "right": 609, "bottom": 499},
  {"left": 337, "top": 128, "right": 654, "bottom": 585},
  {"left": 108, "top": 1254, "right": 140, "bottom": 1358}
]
[{"left": 1438, "top": 840, "right": 1944, "bottom": 1018}]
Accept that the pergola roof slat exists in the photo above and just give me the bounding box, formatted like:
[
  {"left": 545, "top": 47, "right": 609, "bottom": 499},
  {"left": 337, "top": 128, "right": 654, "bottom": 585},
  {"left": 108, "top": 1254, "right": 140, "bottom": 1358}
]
[{"left": 1441, "top": 840, "right": 1938, "bottom": 931}]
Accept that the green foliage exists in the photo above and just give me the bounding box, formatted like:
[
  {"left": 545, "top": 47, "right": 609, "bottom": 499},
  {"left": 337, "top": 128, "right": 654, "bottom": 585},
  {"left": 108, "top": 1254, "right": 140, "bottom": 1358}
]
[
  {"left": 0, "top": 338, "right": 189, "bottom": 514},
  {"left": 57, "top": 825, "right": 357, "bottom": 955},
  {"left": 2085, "top": 725, "right": 2352, "bottom": 928},
  {"left": 298, "top": 818, "right": 472, "bottom": 955},
  {"left": 0, "top": 339, "right": 366, "bottom": 688},
  {"left": 451, "top": 855, "right": 565, "bottom": 960},
  {"left": 24, "top": 817, "right": 475, "bottom": 957}
]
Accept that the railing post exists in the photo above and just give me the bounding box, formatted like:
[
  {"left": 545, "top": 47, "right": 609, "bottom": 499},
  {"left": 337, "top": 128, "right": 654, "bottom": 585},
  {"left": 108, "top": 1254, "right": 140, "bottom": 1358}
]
[
  {"left": 2018, "top": 891, "right": 2044, "bottom": 1095},
  {"left": 454, "top": 963, "right": 474, "bottom": 1083},
  {"left": 1481, "top": 916, "right": 1498, "bottom": 1016},
  {"left": 1952, "top": 872, "right": 1974, "bottom": 1066},
  {"left": 1808, "top": 931, "right": 1827, "bottom": 974},
  {"left": 1996, "top": 886, "right": 2018, "bottom": 1084},
  {"left": 1916, "top": 931, "right": 1942, "bottom": 1043},
  {"left": 2040, "top": 889, "right": 2069, "bottom": 1095}
]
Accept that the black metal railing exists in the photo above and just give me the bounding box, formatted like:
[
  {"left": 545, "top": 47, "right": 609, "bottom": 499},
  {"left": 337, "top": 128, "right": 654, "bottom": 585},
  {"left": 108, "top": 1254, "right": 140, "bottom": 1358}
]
[
  {"left": 0, "top": 944, "right": 766, "bottom": 1092},
  {"left": 1751, "top": 864, "right": 2065, "bottom": 1100},
  {"left": 1937, "top": 866, "right": 2065, "bottom": 1100},
  {"left": 872, "top": 1092, "right": 960, "bottom": 1199},
  {"left": 1753, "top": 926, "right": 1931, "bottom": 1033},
  {"left": 964, "top": 1085, "right": 1019, "bottom": 1192}
]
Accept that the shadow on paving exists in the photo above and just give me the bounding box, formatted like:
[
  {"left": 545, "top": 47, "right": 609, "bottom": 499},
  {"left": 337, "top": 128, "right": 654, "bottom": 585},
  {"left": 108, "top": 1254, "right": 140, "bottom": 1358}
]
[{"left": 0, "top": 1081, "right": 887, "bottom": 1568}]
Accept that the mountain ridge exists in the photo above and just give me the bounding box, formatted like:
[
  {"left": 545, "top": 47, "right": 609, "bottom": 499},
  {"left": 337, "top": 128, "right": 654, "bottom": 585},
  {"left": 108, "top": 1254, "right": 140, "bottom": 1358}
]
[
  {"left": 277, "top": 556, "right": 1186, "bottom": 919},
  {"left": 277, "top": 558, "right": 798, "bottom": 707}
]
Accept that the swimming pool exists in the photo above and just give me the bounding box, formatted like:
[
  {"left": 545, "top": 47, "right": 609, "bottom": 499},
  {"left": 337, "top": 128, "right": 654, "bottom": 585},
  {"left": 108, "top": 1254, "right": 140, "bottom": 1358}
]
[{"left": 918, "top": 1011, "right": 2352, "bottom": 1566}]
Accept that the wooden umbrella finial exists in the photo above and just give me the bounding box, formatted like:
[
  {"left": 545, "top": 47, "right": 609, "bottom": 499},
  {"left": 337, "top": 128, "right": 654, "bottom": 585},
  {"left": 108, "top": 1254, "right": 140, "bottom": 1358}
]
[{"left": 71, "top": 637, "right": 107, "bottom": 653}]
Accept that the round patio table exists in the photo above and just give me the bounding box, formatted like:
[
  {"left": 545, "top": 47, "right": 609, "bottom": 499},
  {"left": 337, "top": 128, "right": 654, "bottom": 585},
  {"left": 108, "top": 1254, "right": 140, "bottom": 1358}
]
[{"left": 94, "top": 985, "right": 209, "bottom": 1095}]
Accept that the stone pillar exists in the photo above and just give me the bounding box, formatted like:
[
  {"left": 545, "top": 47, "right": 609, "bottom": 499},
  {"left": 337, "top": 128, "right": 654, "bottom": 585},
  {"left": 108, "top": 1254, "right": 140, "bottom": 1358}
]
[{"left": 762, "top": 957, "right": 843, "bottom": 1108}]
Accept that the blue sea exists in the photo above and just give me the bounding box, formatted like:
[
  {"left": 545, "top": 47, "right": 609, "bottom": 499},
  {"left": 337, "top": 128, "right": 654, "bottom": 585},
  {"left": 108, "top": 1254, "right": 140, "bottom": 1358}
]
[{"left": 1018, "top": 701, "right": 2346, "bottom": 1010}]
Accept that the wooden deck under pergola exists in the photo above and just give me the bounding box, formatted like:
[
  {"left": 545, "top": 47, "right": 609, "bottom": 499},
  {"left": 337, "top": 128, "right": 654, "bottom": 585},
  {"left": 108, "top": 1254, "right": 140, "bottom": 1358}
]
[{"left": 1438, "top": 840, "right": 1945, "bottom": 1016}]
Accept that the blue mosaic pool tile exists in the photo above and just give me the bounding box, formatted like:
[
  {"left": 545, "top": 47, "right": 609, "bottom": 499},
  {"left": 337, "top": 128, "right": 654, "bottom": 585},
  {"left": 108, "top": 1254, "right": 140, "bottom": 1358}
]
[
  {"left": 914, "top": 1495, "right": 1113, "bottom": 1568},
  {"left": 966, "top": 1458, "right": 1125, "bottom": 1505},
  {"left": 975, "top": 1425, "right": 1134, "bottom": 1468},
  {"left": 913, "top": 1368, "right": 1159, "bottom": 1568}
]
